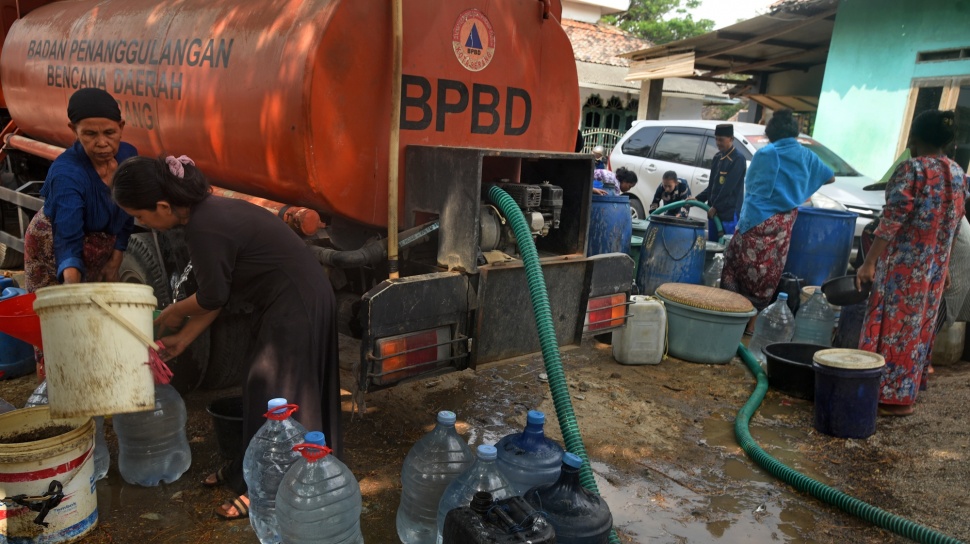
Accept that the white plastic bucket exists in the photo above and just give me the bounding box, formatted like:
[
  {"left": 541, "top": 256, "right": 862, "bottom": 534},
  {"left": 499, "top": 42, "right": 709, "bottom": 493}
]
[
  {"left": 612, "top": 295, "right": 666, "bottom": 365},
  {"left": 0, "top": 407, "right": 97, "bottom": 542},
  {"left": 33, "top": 283, "right": 157, "bottom": 418}
]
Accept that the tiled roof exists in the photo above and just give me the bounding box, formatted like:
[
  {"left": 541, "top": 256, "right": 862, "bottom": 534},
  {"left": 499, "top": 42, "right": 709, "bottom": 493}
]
[{"left": 562, "top": 19, "right": 653, "bottom": 67}]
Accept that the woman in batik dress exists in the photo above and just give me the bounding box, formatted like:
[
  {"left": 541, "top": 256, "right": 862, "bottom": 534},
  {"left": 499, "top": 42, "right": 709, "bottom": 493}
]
[
  {"left": 721, "top": 109, "right": 834, "bottom": 332},
  {"left": 857, "top": 109, "right": 966, "bottom": 416}
]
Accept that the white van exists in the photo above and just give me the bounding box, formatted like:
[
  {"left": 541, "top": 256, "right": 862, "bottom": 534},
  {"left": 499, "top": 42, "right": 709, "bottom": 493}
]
[{"left": 608, "top": 120, "right": 884, "bottom": 239}]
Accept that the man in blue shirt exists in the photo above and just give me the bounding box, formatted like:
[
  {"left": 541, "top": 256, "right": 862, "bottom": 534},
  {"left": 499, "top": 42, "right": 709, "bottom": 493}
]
[{"left": 693, "top": 124, "right": 745, "bottom": 241}]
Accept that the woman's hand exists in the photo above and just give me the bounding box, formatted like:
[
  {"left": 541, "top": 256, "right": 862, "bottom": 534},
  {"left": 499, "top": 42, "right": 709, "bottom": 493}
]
[
  {"left": 99, "top": 250, "right": 124, "bottom": 282},
  {"left": 707, "top": 206, "right": 717, "bottom": 220},
  {"left": 158, "top": 333, "right": 190, "bottom": 361},
  {"left": 592, "top": 188, "right": 607, "bottom": 196},
  {"left": 856, "top": 262, "right": 876, "bottom": 290},
  {"left": 62, "top": 267, "right": 82, "bottom": 284},
  {"left": 154, "top": 303, "right": 187, "bottom": 333}
]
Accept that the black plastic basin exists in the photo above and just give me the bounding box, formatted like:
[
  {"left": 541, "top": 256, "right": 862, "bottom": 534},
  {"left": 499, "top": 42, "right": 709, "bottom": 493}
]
[
  {"left": 206, "top": 396, "right": 244, "bottom": 459},
  {"left": 762, "top": 343, "right": 829, "bottom": 400},
  {"left": 822, "top": 275, "right": 871, "bottom": 307}
]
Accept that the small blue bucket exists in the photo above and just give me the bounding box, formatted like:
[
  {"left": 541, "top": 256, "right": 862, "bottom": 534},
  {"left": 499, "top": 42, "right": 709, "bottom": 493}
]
[
  {"left": 636, "top": 215, "right": 706, "bottom": 295},
  {"left": 588, "top": 194, "right": 632, "bottom": 257},
  {"left": 813, "top": 349, "right": 885, "bottom": 439}
]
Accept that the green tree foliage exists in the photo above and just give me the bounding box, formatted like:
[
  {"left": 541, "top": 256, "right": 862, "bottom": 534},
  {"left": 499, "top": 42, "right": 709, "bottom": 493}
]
[{"left": 603, "top": 0, "right": 715, "bottom": 45}]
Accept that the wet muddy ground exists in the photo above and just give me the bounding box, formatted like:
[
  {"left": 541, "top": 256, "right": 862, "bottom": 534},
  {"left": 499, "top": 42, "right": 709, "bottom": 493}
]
[{"left": 1, "top": 334, "right": 968, "bottom": 543}]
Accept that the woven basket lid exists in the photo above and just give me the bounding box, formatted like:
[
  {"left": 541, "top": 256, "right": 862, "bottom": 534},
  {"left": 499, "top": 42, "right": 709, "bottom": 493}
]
[
  {"left": 813, "top": 349, "right": 885, "bottom": 370},
  {"left": 655, "top": 283, "right": 754, "bottom": 314}
]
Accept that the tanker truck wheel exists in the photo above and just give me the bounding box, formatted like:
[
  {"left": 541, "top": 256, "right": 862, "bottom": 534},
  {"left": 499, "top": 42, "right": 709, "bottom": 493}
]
[
  {"left": 0, "top": 243, "right": 23, "bottom": 270},
  {"left": 202, "top": 311, "right": 252, "bottom": 390},
  {"left": 120, "top": 233, "right": 210, "bottom": 394},
  {"left": 0, "top": 203, "right": 25, "bottom": 269}
]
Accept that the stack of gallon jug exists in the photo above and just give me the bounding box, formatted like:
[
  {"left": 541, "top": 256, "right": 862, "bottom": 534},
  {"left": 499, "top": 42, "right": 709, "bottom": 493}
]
[
  {"left": 237, "top": 401, "right": 611, "bottom": 543},
  {"left": 397, "top": 409, "right": 614, "bottom": 544},
  {"left": 244, "top": 398, "right": 363, "bottom": 544}
]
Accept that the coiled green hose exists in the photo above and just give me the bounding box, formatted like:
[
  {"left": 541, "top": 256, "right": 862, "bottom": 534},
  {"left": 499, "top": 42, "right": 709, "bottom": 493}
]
[
  {"left": 650, "top": 199, "right": 724, "bottom": 237},
  {"left": 488, "top": 186, "right": 621, "bottom": 544},
  {"left": 735, "top": 344, "right": 965, "bottom": 544}
]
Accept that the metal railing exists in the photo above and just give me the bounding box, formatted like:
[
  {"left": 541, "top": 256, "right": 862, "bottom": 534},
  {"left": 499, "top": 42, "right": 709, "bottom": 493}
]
[{"left": 580, "top": 128, "right": 623, "bottom": 156}]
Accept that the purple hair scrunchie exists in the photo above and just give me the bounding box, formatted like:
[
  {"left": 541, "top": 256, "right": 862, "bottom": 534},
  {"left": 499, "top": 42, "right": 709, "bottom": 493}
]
[{"left": 165, "top": 155, "right": 195, "bottom": 179}]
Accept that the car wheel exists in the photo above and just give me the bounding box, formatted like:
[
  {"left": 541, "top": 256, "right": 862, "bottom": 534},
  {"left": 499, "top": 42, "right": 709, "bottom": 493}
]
[{"left": 629, "top": 198, "right": 646, "bottom": 221}]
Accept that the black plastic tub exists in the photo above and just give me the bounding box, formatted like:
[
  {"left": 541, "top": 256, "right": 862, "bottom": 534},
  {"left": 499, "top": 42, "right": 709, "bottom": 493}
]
[
  {"left": 206, "top": 396, "right": 244, "bottom": 459},
  {"left": 762, "top": 343, "right": 829, "bottom": 400}
]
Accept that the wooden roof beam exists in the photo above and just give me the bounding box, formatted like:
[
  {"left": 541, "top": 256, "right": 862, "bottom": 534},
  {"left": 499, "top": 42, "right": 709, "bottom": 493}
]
[
  {"left": 715, "top": 31, "right": 822, "bottom": 51},
  {"left": 695, "top": 62, "right": 812, "bottom": 73},
  {"left": 707, "top": 46, "right": 830, "bottom": 76},
  {"left": 686, "top": 74, "right": 756, "bottom": 85},
  {"left": 696, "top": 8, "right": 837, "bottom": 61}
]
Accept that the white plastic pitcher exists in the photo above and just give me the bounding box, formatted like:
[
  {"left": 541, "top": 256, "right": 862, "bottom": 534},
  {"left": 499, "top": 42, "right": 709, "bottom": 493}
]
[
  {"left": 0, "top": 407, "right": 97, "bottom": 543},
  {"left": 612, "top": 295, "right": 666, "bottom": 365},
  {"left": 33, "top": 283, "right": 157, "bottom": 418}
]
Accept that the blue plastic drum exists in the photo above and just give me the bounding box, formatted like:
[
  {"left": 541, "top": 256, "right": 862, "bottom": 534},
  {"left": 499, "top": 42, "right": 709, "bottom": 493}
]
[
  {"left": 813, "top": 349, "right": 885, "bottom": 439},
  {"left": 587, "top": 194, "right": 632, "bottom": 257},
  {"left": 636, "top": 215, "right": 706, "bottom": 295},
  {"left": 783, "top": 207, "right": 858, "bottom": 287}
]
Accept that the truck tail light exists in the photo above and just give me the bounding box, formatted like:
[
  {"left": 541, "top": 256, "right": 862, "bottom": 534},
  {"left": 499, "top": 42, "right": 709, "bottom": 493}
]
[
  {"left": 584, "top": 294, "right": 628, "bottom": 333},
  {"left": 373, "top": 327, "right": 452, "bottom": 384}
]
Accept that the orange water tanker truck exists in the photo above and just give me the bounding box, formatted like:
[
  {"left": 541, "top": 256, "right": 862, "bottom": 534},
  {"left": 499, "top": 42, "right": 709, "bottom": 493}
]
[{"left": 0, "top": 0, "right": 633, "bottom": 392}]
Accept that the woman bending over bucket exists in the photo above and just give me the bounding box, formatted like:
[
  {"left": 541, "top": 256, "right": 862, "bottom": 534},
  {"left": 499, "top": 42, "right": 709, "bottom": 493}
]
[
  {"left": 112, "top": 155, "right": 342, "bottom": 519},
  {"left": 856, "top": 110, "right": 966, "bottom": 417},
  {"left": 720, "top": 109, "right": 834, "bottom": 333}
]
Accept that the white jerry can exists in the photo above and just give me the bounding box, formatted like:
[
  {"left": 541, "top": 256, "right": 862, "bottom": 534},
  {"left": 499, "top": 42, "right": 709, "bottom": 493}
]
[{"left": 612, "top": 295, "right": 666, "bottom": 365}]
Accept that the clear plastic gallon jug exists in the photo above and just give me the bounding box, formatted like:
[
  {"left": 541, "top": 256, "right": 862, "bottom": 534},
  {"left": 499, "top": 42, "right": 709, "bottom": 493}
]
[
  {"left": 243, "top": 398, "right": 308, "bottom": 544},
  {"left": 523, "top": 453, "right": 613, "bottom": 544},
  {"left": 24, "top": 379, "right": 49, "bottom": 408},
  {"left": 113, "top": 383, "right": 192, "bottom": 486},
  {"left": 495, "top": 410, "right": 564, "bottom": 495},
  {"left": 23, "top": 379, "right": 110, "bottom": 481},
  {"left": 436, "top": 445, "right": 514, "bottom": 543},
  {"left": 747, "top": 293, "right": 796, "bottom": 366},
  {"left": 276, "top": 431, "right": 363, "bottom": 544},
  {"left": 397, "top": 410, "right": 475, "bottom": 544},
  {"left": 792, "top": 290, "right": 836, "bottom": 346},
  {"left": 703, "top": 253, "right": 724, "bottom": 288},
  {"left": 612, "top": 295, "right": 666, "bottom": 365}
]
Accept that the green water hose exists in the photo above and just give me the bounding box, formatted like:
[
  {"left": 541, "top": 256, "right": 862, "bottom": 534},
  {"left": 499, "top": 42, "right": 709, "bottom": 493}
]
[
  {"left": 488, "top": 186, "right": 621, "bottom": 544},
  {"left": 650, "top": 199, "right": 724, "bottom": 239},
  {"left": 735, "top": 344, "right": 964, "bottom": 544}
]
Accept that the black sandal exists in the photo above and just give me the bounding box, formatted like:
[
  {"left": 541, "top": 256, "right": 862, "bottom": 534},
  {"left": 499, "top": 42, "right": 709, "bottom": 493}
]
[
  {"left": 202, "top": 463, "right": 232, "bottom": 488},
  {"left": 215, "top": 494, "right": 249, "bottom": 520}
]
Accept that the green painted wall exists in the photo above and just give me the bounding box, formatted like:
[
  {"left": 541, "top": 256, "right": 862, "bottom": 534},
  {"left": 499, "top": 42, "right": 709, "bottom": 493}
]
[{"left": 813, "top": 0, "right": 970, "bottom": 179}]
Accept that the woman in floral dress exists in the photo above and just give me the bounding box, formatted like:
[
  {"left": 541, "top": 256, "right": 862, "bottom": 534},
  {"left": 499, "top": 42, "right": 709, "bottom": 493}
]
[{"left": 857, "top": 109, "right": 966, "bottom": 416}]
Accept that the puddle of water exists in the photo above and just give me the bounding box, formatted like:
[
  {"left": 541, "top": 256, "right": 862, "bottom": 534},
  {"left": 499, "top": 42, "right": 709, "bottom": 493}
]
[
  {"left": 586, "top": 394, "right": 835, "bottom": 543},
  {"left": 592, "top": 458, "right": 819, "bottom": 543}
]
